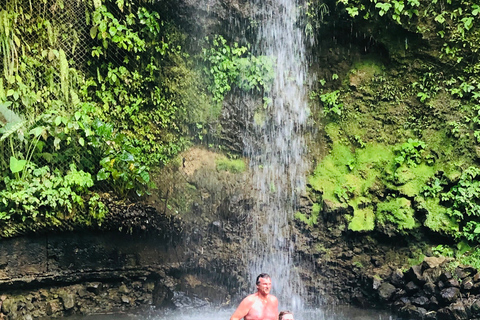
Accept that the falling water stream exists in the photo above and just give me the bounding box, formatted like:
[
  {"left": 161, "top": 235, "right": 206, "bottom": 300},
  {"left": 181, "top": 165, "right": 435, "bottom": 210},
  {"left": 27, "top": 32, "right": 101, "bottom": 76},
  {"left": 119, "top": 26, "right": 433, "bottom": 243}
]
[
  {"left": 242, "top": 0, "right": 309, "bottom": 310},
  {"left": 69, "top": 306, "right": 400, "bottom": 320},
  {"left": 58, "top": 1, "right": 400, "bottom": 319}
]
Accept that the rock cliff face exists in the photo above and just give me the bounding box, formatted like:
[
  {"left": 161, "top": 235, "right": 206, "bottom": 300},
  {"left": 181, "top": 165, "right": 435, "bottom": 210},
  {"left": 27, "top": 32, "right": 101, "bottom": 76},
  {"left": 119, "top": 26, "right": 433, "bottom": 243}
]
[
  {"left": 0, "top": 147, "right": 253, "bottom": 318},
  {"left": 2, "top": 146, "right": 479, "bottom": 320},
  {"left": 2, "top": 0, "right": 480, "bottom": 319}
]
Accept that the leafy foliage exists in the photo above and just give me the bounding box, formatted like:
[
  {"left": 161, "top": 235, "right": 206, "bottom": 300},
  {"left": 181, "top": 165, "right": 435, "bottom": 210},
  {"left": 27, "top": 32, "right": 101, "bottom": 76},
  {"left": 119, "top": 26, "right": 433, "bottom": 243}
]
[
  {"left": 319, "top": 90, "right": 344, "bottom": 116},
  {"left": 202, "top": 35, "right": 274, "bottom": 102},
  {"left": 376, "top": 197, "right": 417, "bottom": 234},
  {"left": 394, "top": 139, "right": 425, "bottom": 167},
  {"left": 0, "top": 0, "right": 207, "bottom": 229},
  {"left": 215, "top": 157, "right": 246, "bottom": 173}
]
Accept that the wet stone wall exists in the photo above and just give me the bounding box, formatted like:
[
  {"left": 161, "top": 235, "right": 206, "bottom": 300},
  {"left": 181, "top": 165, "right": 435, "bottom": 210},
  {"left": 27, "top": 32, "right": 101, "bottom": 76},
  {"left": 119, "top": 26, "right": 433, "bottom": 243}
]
[
  {"left": 0, "top": 232, "right": 184, "bottom": 319},
  {"left": 374, "top": 257, "right": 480, "bottom": 320}
]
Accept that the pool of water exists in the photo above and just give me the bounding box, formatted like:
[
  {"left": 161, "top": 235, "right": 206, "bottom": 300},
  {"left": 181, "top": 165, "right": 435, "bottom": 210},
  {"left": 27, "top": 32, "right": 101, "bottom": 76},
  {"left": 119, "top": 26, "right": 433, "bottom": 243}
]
[{"left": 66, "top": 305, "right": 402, "bottom": 320}]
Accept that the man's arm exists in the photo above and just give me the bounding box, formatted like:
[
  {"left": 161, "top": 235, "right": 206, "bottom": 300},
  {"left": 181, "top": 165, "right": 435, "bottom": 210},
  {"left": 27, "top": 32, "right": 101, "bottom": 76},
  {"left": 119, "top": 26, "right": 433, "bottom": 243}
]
[
  {"left": 272, "top": 296, "right": 279, "bottom": 315},
  {"left": 230, "top": 296, "right": 254, "bottom": 320}
]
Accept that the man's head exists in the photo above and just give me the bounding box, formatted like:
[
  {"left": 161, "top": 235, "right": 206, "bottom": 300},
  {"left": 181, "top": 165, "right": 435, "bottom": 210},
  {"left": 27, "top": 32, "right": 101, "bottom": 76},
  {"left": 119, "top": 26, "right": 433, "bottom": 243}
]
[
  {"left": 256, "top": 273, "right": 272, "bottom": 295},
  {"left": 279, "top": 311, "right": 294, "bottom": 320},
  {"left": 256, "top": 273, "right": 271, "bottom": 285}
]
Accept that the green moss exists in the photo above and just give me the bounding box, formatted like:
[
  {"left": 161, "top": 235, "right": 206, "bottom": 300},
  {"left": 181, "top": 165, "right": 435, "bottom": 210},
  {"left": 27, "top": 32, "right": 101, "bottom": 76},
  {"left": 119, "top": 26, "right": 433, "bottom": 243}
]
[
  {"left": 349, "top": 58, "right": 385, "bottom": 87},
  {"left": 324, "top": 122, "right": 342, "bottom": 141},
  {"left": 310, "top": 141, "right": 395, "bottom": 205},
  {"left": 294, "top": 203, "right": 320, "bottom": 227},
  {"left": 215, "top": 157, "right": 246, "bottom": 173},
  {"left": 295, "top": 202, "right": 320, "bottom": 227},
  {"left": 422, "top": 197, "right": 459, "bottom": 236},
  {"left": 309, "top": 141, "right": 353, "bottom": 203},
  {"left": 348, "top": 197, "right": 375, "bottom": 232},
  {"left": 376, "top": 197, "right": 417, "bottom": 231},
  {"left": 396, "top": 164, "right": 436, "bottom": 197}
]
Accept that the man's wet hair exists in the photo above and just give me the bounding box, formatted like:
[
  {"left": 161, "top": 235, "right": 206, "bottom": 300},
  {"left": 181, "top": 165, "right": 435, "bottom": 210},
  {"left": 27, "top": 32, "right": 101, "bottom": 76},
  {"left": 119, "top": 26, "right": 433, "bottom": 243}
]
[
  {"left": 279, "top": 310, "right": 293, "bottom": 320},
  {"left": 256, "top": 273, "right": 271, "bottom": 285}
]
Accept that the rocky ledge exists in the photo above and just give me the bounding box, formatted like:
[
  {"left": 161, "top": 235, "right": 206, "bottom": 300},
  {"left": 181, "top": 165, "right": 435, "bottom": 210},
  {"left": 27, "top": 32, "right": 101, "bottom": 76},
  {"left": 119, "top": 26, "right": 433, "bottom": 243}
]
[{"left": 375, "top": 257, "right": 480, "bottom": 320}]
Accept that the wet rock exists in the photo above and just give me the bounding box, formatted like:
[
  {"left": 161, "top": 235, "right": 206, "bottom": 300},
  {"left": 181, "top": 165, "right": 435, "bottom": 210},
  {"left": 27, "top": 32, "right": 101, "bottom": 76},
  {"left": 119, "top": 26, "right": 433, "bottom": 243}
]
[
  {"left": 400, "top": 304, "right": 428, "bottom": 320},
  {"left": 45, "top": 300, "right": 62, "bottom": 316},
  {"left": 423, "top": 266, "right": 442, "bottom": 283},
  {"left": 472, "top": 282, "right": 480, "bottom": 294},
  {"left": 471, "top": 299, "right": 480, "bottom": 316},
  {"left": 322, "top": 199, "right": 347, "bottom": 224},
  {"left": 406, "top": 281, "right": 420, "bottom": 294},
  {"left": 423, "top": 281, "right": 436, "bottom": 295},
  {"left": 425, "top": 310, "right": 437, "bottom": 320},
  {"left": 393, "top": 297, "right": 410, "bottom": 311},
  {"left": 445, "top": 278, "right": 460, "bottom": 288},
  {"left": 25, "top": 301, "right": 34, "bottom": 312},
  {"left": 372, "top": 277, "right": 382, "bottom": 290},
  {"left": 412, "top": 295, "right": 430, "bottom": 307},
  {"left": 59, "top": 292, "right": 75, "bottom": 310},
  {"left": 407, "top": 265, "right": 425, "bottom": 284},
  {"left": 450, "top": 302, "right": 468, "bottom": 320},
  {"left": 440, "top": 271, "right": 453, "bottom": 282},
  {"left": 473, "top": 272, "right": 480, "bottom": 282},
  {"left": 455, "top": 266, "right": 476, "bottom": 280},
  {"left": 1, "top": 298, "right": 14, "bottom": 314},
  {"left": 423, "top": 256, "right": 446, "bottom": 269},
  {"left": 438, "top": 280, "right": 446, "bottom": 290},
  {"left": 378, "top": 282, "right": 396, "bottom": 301},
  {"left": 430, "top": 296, "right": 439, "bottom": 309},
  {"left": 86, "top": 282, "right": 103, "bottom": 295},
  {"left": 439, "top": 287, "right": 460, "bottom": 304},
  {"left": 394, "top": 288, "right": 407, "bottom": 299},
  {"left": 461, "top": 278, "right": 473, "bottom": 291},
  {"left": 390, "top": 269, "right": 405, "bottom": 286},
  {"left": 119, "top": 284, "right": 130, "bottom": 294}
]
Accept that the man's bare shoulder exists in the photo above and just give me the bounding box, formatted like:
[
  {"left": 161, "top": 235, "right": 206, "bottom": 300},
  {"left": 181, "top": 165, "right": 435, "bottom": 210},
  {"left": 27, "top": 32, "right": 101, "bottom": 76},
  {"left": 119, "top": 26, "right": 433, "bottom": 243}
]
[
  {"left": 267, "top": 294, "right": 278, "bottom": 302},
  {"left": 241, "top": 293, "right": 258, "bottom": 304}
]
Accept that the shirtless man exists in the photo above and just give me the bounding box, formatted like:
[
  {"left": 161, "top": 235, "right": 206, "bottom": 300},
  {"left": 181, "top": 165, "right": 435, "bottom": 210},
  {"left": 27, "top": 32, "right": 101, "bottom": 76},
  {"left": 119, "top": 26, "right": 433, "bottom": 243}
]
[{"left": 230, "top": 273, "right": 279, "bottom": 320}]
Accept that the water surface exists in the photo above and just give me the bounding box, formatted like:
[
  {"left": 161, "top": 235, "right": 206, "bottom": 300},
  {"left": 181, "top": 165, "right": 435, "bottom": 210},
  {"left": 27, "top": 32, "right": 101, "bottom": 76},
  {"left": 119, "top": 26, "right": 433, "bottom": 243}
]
[{"left": 67, "top": 306, "right": 401, "bottom": 320}]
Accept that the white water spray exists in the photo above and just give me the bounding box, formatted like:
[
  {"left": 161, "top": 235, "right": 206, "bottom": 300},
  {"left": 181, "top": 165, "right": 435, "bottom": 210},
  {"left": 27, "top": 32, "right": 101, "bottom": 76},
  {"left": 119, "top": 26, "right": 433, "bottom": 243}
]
[{"left": 243, "top": 0, "right": 309, "bottom": 311}]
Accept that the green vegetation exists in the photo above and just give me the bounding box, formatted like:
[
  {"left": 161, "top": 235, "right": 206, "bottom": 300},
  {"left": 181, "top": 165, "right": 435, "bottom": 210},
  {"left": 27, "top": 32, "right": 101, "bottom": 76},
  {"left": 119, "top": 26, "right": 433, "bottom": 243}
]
[
  {"left": 0, "top": 0, "right": 233, "bottom": 231},
  {"left": 202, "top": 35, "right": 274, "bottom": 102},
  {"left": 215, "top": 157, "right": 246, "bottom": 173},
  {"left": 295, "top": 203, "right": 321, "bottom": 227},
  {"left": 301, "top": 0, "right": 480, "bottom": 268}
]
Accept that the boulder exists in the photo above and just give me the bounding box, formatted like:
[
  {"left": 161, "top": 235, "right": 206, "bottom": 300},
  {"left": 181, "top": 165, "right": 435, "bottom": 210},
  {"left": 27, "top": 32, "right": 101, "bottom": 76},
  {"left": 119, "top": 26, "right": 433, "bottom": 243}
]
[
  {"left": 406, "top": 265, "right": 425, "bottom": 284},
  {"left": 412, "top": 295, "right": 430, "bottom": 307},
  {"left": 455, "top": 266, "right": 476, "bottom": 280},
  {"left": 423, "top": 266, "right": 442, "bottom": 283},
  {"left": 400, "top": 304, "right": 428, "bottom": 320},
  {"left": 461, "top": 278, "right": 474, "bottom": 291},
  {"left": 439, "top": 287, "right": 460, "bottom": 304},
  {"left": 423, "top": 281, "right": 437, "bottom": 295},
  {"left": 378, "top": 282, "right": 396, "bottom": 301},
  {"left": 423, "top": 256, "right": 446, "bottom": 269},
  {"left": 471, "top": 299, "right": 480, "bottom": 316},
  {"left": 406, "top": 281, "right": 420, "bottom": 294},
  {"left": 390, "top": 269, "right": 405, "bottom": 286},
  {"left": 58, "top": 291, "right": 75, "bottom": 310}
]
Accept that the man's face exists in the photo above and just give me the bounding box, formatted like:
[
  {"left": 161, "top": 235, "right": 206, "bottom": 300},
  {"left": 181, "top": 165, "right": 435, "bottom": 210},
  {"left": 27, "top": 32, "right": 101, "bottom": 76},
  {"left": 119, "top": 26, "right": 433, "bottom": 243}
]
[
  {"left": 282, "top": 314, "right": 294, "bottom": 320},
  {"left": 256, "top": 277, "right": 272, "bottom": 295}
]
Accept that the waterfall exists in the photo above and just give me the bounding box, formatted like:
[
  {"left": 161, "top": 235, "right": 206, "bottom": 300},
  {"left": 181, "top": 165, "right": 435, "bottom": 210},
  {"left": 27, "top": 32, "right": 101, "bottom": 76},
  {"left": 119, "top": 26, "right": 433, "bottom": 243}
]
[{"left": 243, "top": 0, "right": 309, "bottom": 310}]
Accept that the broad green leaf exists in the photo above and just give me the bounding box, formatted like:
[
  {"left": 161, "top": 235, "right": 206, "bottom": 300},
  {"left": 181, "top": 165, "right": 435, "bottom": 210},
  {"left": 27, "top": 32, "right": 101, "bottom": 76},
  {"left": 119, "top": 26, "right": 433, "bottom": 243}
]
[
  {"left": 90, "top": 26, "right": 98, "bottom": 39},
  {"left": 97, "top": 168, "right": 110, "bottom": 181},
  {"left": 10, "top": 156, "right": 27, "bottom": 173}
]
